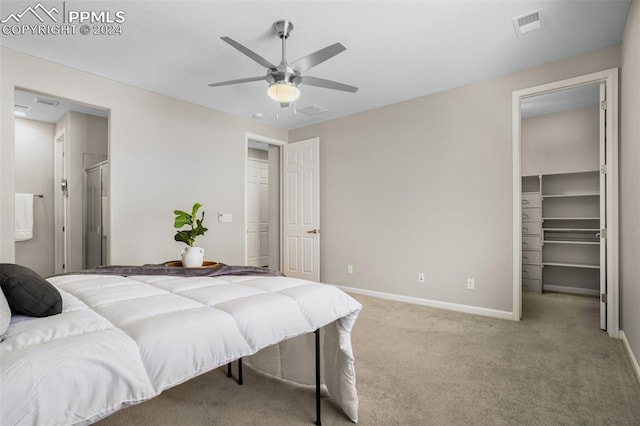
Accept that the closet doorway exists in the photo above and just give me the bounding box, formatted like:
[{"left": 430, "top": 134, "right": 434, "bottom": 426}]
[
  {"left": 512, "top": 69, "right": 619, "bottom": 337},
  {"left": 245, "top": 134, "right": 285, "bottom": 270},
  {"left": 13, "top": 89, "right": 109, "bottom": 276}
]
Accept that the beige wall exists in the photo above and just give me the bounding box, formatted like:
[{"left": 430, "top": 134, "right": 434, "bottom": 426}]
[
  {"left": 0, "top": 38, "right": 631, "bottom": 320},
  {"left": 290, "top": 46, "right": 620, "bottom": 313},
  {"left": 14, "top": 118, "right": 55, "bottom": 276},
  {"left": 522, "top": 106, "right": 600, "bottom": 176},
  {"left": 0, "top": 47, "right": 287, "bottom": 267},
  {"left": 621, "top": 0, "right": 640, "bottom": 373}
]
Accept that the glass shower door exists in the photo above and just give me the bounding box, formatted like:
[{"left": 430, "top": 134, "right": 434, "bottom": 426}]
[{"left": 84, "top": 165, "right": 102, "bottom": 269}]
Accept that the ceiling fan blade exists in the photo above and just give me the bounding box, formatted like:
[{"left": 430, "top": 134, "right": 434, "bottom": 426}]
[
  {"left": 221, "top": 36, "right": 276, "bottom": 69},
  {"left": 280, "top": 102, "right": 290, "bottom": 108},
  {"left": 208, "top": 76, "right": 266, "bottom": 88},
  {"left": 292, "top": 43, "right": 347, "bottom": 72},
  {"left": 300, "top": 76, "right": 358, "bottom": 93}
]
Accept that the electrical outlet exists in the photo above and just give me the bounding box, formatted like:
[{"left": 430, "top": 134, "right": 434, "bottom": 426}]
[
  {"left": 347, "top": 265, "right": 353, "bottom": 275},
  {"left": 418, "top": 273, "right": 425, "bottom": 283},
  {"left": 467, "top": 278, "right": 475, "bottom": 290}
]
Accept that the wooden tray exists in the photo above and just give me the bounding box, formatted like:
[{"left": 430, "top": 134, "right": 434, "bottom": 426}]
[{"left": 163, "top": 260, "right": 223, "bottom": 268}]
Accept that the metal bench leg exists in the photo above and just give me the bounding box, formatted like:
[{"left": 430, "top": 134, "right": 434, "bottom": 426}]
[
  {"left": 226, "top": 359, "right": 243, "bottom": 385},
  {"left": 315, "top": 328, "right": 321, "bottom": 426}
]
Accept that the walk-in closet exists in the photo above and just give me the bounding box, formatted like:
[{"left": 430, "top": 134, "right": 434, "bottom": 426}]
[{"left": 520, "top": 83, "right": 605, "bottom": 301}]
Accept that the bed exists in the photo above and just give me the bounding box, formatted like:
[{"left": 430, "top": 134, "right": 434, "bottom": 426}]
[{"left": 0, "top": 266, "right": 362, "bottom": 425}]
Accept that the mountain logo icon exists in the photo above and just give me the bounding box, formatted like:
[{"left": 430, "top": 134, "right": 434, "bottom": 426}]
[{"left": 1, "top": 3, "right": 59, "bottom": 24}]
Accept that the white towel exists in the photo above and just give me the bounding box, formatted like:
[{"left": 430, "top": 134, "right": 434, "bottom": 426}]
[{"left": 15, "top": 193, "right": 34, "bottom": 241}]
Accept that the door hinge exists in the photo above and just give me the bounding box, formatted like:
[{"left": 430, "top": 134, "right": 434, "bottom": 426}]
[
  {"left": 601, "top": 293, "right": 608, "bottom": 303},
  {"left": 600, "top": 100, "right": 607, "bottom": 111},
  {"left": 600, "top": 164, "right": 607, "bottom": 174},
  {"left": 600, "top": 228, "right": 607, "bottom": 239},
  {"left": 62, "top": 226, "right": 65, "bottom": 232}
]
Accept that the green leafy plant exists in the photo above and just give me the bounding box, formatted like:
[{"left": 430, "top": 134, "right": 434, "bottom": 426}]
[{"left": 173, "top": 202, "right": 208, "bottom": 247}]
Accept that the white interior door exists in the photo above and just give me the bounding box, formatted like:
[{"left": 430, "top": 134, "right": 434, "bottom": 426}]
[
  {"left": 599, "top": 83, "right": 607, "bottom": 331},
  {"left": 247, "top": 159, "right": 269, "bottom": 267},
  {"left": 283, "top": 138, "right": 320, "bottom": 281}
]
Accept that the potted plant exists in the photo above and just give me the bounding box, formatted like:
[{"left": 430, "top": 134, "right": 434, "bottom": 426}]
[{"left": 173, "top": 202, "right": 208, "bottom": 267}]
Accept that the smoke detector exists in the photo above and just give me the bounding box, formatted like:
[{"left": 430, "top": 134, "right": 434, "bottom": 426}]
[{"left": 512, "top": 9, "right": 545, "bottom": 36}]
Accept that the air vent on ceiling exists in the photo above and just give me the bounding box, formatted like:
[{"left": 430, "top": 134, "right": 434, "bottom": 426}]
[
  {"left": 33, "top": 96, "right": 60, "bottom": 107},
  {"left": 14, "top": 104, "right": 31, "bottom": 113},
  {"left": 298, "top": 105, "right": 328, "bottom": 117},
  {"left": 512, "top": 9, "right": 545, "bottom": 37}
]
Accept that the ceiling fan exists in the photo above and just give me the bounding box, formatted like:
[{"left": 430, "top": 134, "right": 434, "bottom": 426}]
[{"left": 208, "top": 19, "right": 358, "bottom": 107}]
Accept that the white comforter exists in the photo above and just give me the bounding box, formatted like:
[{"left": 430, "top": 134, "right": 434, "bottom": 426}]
[{"left": 0, "top": 274, "right": 362, "bottom": 425}]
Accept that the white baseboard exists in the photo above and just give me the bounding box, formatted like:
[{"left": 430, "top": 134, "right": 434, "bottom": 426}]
[
  {"left": 543, "top": 284, "right": 600, "bottom": 297},
  {"left": 620, "top": 330, "right": 640, "bottom": 384},
  {"left": 336, "top": 285, "right": 513, "bottom": 320}
]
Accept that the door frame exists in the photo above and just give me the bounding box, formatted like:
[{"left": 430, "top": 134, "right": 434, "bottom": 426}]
[
  {"left": 246, "top": 156, "right": 269, "bottom": 267},
  {"left": 54, "top": 129, "right": 69, "bottom": 274},
  {"left": 244, "top": 133, "right": 286, "bottom": 269},
  {"left": 511, "top": 68, "right": 619, "bottom": 337}
]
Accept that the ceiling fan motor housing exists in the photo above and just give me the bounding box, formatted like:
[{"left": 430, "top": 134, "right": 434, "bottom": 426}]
[
  {"left": 273, "top": 20, "right": 294, "bottom": 39},
  {"left": 267, "top": 64, "right": 302, "bottom": 86}
]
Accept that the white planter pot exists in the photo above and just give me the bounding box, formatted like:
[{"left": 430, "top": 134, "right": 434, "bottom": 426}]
[{"left": 181, "top": 246, "right": 204, "bottom": 267}]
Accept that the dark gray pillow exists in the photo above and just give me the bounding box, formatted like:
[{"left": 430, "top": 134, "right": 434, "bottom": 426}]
[{"left": 0, "top": 264, "right": 62, "bottom": 317}]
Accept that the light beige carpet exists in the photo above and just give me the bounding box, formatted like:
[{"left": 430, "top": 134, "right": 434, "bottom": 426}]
[{"left": 98, "top": 292, "right": 640, "bottom": 425}]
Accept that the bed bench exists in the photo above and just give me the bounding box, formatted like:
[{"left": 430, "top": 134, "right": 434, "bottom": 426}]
[{"left": 0, "top": 273, "right": 361, "bottom": 425}]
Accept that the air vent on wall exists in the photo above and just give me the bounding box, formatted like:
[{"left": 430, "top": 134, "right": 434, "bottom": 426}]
[
  {"left": 298, "top": 104, "right": 328, "bottom": 117},
  {"left": 14, "top": 104, "right": 31, "bottom": 113},
  {"left": 14, "top": 103, "right": 31, "bottom": 117},
  {"left": 512, "top": 9, "right": 545, "bottom": 36},
  {"left": 34, "top": 96, "right": 60, "bottom": 107}
]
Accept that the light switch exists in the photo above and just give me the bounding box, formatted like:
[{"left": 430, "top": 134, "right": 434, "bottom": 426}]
[{"left": 218, "top": 212, "right": 233, "bottom": 223}]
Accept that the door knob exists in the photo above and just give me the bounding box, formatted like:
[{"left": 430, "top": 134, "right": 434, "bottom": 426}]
[{"left": 306, "top": 229, "right": 319, "bottom": 234}]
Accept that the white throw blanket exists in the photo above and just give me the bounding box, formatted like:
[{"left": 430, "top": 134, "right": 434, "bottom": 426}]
[
  {"left": 0, "top": 274, "right": 362, "bottom": 425},
  {"left": 14, "top": 193, "right": 34, "bottom": 241}
]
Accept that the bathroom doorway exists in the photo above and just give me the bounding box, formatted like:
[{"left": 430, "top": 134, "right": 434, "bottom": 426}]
[{"left": 13, "top": 89, "right": 109, "bottom": 276}]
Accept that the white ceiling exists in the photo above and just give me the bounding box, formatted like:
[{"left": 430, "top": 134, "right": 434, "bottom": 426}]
[{"left": 0, "top": 1, "right": 631, "bottom": 130}]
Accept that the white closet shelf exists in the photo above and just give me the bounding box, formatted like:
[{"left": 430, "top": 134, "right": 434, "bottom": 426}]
[
  {"left": 542, "top": 284, "right": 600, "bottom": 297},
  {"left": 541, "top": 192, "right": 599, "bottom": 198},
  {"left": 542, "top": 228, "right": 599, "bottom": 232},
  {"left": 542, "top": 217, "right": 600, "bottom": 220},
  {"left": 543, "top": 262, "right": 600, "bottom": 269},
  {"left": 543, "top": 240, "right": 600, "bottom": 245}
]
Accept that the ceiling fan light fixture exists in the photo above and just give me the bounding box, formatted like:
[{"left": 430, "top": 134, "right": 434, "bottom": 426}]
[{"left": 267, "top": 82, "right": 300, "bottom": 103}]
